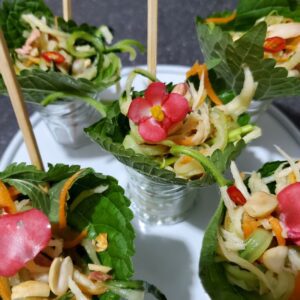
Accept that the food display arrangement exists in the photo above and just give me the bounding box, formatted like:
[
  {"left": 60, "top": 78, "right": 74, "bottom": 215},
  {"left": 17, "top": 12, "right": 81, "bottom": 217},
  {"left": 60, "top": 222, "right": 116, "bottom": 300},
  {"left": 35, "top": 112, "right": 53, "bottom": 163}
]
[{"left": 0, "top": 0, "right": 300, "bottom": 299}]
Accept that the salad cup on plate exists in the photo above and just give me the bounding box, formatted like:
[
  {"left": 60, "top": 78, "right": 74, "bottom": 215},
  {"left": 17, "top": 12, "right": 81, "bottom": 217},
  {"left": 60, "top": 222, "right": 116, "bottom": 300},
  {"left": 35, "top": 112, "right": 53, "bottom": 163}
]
[
  {"left": 200, "top": 148, "right": 300, "bottom": 299},
  {"left": 0, "top": 0, "right": 143, "bottom": 148},
  {"left": 85, "top": 65, "right": 261, "bottom": 225},
  {"left": 0, "top": 163, "right": 166, "bottom": 300},
  {"left": 196, "top": 0, "right": 300, "bottom": 121}
]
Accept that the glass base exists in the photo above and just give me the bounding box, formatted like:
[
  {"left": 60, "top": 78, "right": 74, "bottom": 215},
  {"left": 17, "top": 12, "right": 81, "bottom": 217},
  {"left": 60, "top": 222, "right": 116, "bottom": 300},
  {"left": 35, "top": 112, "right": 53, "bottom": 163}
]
[
  {"left": 126, "top": 167, "right": 197, "bottom": 225},
  {"left": 36, "top": 100, "right": 100, "bottom": 149}
]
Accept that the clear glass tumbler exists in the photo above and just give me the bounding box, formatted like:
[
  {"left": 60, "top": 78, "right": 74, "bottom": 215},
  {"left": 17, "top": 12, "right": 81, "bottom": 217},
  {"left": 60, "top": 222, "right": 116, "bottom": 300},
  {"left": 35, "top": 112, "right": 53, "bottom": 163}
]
[
  {"left": 126, "top": 166, "right": 198, "bottom": 225},
  {"left": 36, "top": 99, "right": 100, "bottom": 149},
  {"left": 248, "top": 100, "right": 272, "bottom": 122}
]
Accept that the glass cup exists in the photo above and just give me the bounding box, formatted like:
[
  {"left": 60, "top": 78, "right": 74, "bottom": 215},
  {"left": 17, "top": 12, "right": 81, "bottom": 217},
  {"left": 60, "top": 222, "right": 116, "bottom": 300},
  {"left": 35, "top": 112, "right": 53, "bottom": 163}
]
[
  {"left": 36, "top": 99, "right": 100, "bottom": 149},
  {"left": 125, "top": 166, "right": 198, "bottom": 225},
  {"left": 248, "top": 100, "right": 273, "bottom": 122}
]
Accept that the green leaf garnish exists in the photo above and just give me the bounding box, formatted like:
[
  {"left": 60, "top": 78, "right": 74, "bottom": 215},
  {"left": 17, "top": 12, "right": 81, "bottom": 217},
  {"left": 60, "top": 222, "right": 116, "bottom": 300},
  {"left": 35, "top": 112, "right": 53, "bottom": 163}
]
[{"left": 196, "top": 20, "right": 300, "bottom": 100}]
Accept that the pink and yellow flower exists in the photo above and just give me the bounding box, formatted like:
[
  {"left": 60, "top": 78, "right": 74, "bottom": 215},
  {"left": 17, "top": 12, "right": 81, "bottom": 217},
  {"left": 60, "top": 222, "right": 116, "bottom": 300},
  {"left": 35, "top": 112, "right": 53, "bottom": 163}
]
[{"left": 127, "top": 82, "right": 190, "bottom": 143}]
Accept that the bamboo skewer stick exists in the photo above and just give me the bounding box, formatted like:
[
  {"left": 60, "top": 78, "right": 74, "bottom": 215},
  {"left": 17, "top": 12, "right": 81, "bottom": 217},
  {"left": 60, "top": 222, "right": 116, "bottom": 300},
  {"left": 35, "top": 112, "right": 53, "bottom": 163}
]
[
  {"left": 0, "top": 30, "right": 44, "bottom": 170},
  {"left": 147, "top": 0, "right": 158, "bottom": 77},
  {"left": 63, "top": 0, "right": 72, "bottom": 21}
]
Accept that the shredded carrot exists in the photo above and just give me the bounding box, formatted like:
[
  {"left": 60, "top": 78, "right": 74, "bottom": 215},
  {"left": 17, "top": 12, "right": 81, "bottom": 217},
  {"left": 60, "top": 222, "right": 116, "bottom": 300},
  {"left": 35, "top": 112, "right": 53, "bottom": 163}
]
[
  {"left": 0, "top": 276, "right": 11, "bottom": 300},
  {"left": 289, "top": 272, "right": 300, "bottom": 300},
  {"left": 242, "top": 213, "right": 259, "bottom": 238},
  {"left": 275, "top": 56, "right": 290, "bottom": 63},
  {"left": 172, "top": 136, "right": 195, "bottom": 146},
  {"left": 186, "top": 62, "right": 223, "bottom": 106},
  {"left": 8, "top": 186, "right": 20, "bottom": 200},
  {"left": 0, "top": 181, "right": 16, "bottom": 214},
  {"left": 59, "top": 170, "right": 84, "bottom": 229},
  {"left": 63, "top": 229, "right": 88, "bottom": 249},
  {"left": 180, "top": 155, "right": 193, "bottom": 164},
  {"left": 269, "top": 216, "right": 286, "bottom": 246},
  {"left": 287, "top": 36, "right": 300, "bottom": 48},
  {"left": 186, "top": 62, "right": 204, "bottom": 79},
  {"left": 205, "top": 11, "right": 237, "bottom": 24}
]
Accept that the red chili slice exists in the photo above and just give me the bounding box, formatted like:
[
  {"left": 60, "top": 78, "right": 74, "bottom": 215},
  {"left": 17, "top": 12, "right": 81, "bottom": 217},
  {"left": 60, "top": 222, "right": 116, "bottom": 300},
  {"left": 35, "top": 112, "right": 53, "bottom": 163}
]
[
  {"left": 264, "top": 37, "right": 286, "bottom": 53},
  {"left": 0, "top": 209, "right": 51, "bottom": 276},
  {"left": 42, "top": 51, "right": 65, "bottom": 64},
  {"left": 227, "top": 185, "right": 247, "bottom": 205}
]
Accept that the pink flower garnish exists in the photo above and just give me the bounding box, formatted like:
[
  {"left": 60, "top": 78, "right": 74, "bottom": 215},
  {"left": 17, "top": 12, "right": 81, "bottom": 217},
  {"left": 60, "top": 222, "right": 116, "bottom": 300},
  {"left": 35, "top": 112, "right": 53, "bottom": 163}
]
[
  {"left": 278, "top": 182, "right": 300, "bottom": 245},
  {"left": 127, "top": 82, "right": 190, "bottom": 143},
  {"left": 0, "top": 208, "right": 51, "bottom": 276}
]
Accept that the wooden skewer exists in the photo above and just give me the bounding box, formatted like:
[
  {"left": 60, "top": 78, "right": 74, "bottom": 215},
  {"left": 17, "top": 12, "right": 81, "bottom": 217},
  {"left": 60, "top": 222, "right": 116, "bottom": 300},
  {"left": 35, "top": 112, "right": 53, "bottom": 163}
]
[
  {"left": 63, "top": 0, "right": 72, "bottom": 21},
  {"left": 147, "top": 0, "right": 158, "bottom": 77},
  {"left": 0, "top": 30, "right": 44, "bottom": 170}
]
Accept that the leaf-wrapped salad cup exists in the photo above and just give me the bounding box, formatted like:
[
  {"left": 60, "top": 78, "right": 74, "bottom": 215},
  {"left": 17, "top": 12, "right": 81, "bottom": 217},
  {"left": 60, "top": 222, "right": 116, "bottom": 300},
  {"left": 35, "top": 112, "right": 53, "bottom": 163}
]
[
  {"left": 200, "top": 148, "right": 300, "bottom": 299},
  {"left": 85, "top": 66, "right": 261, "bottom": 225},
  {"left": 196, "top": 0, "right": 300, "bottom": 120},
  {"left": 0, "top": 163, "right": 166, "bottom": 300},
  {"left": 0, "top": 0, "right": 144, "bottom": 148}
]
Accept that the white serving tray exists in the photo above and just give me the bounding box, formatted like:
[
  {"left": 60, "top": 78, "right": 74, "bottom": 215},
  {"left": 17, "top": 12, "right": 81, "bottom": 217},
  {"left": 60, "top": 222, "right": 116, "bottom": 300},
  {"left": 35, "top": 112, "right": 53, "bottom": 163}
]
[{"left": 1, "top": 65, "right": 300, "bottom": 300}]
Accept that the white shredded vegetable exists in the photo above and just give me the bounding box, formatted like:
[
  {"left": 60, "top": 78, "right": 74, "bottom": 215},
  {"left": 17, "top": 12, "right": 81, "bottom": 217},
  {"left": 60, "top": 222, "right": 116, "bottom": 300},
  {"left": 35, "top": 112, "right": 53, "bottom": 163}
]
[
  {"left": 22, "top": 14, "right": 70, "bottom": 38},
  {"left": 218, "top": 233, "right": 276, "bottom": 296},
  {"left": 275, "top": 145, "right": 300, "bottom": 182},
  {"left": 242, "top": 126, "right": 262, "bottom": 144},
  {"left": 218, "top": 66, "right": 258, "bottom": 118},
  {"left": 267, "top": 22, "right": 300, "bottom": 39},
  {"left": 248, "top": 172, "right": 270, "bottom": 194},
  {"left": 288, "top": 248, "right": 300, "bottom": 272},
  {"left": 221, "top": 228, "right": 245, "bottom": 251},
  {"left": 220, "top": 186, "right": 236, "bottom": 222},
  {"left": 230, "top": 161, "right": 250, "bottom": 199}
]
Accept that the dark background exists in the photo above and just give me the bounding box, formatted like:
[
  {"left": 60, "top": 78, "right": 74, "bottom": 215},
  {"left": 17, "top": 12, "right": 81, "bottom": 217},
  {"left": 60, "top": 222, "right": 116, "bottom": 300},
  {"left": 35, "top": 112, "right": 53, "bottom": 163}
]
[{"left": 0, "top": 0, "right": 299, "bottom": 156}]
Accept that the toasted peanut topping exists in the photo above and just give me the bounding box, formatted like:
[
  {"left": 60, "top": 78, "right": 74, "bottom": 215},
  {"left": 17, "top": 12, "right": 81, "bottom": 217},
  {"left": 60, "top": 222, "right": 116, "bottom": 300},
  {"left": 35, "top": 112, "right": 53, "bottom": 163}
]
[
  {"left": 93, "top": 233, "right": 108, "bottom": 252},
  {"left": 88, "top": 263, "right": 112, "bottom": 274},
  {"left": 262, "top": 246, "right": 288, "bottom": 273},
  {"left": 11, "top": 281, "right": 50, "bottom": 299},
  {"left": 49, "top": 256, "right": 73, "bottom": 296},
  {"left": 244, "top": 191, "right": 278, "bottom": 218}
]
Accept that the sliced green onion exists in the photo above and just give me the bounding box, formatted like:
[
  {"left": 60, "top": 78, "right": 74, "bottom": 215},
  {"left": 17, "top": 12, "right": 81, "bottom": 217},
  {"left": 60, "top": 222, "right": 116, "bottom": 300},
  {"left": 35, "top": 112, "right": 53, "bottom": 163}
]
[
  {"left": 67, "top": 31, "right": 104, "bottom": 58},
  {"left": 228, "top": 124, "right": 254, "bottom": 142},
  {"left": 41, "top": 92, "right": 108, "bottom": 117},
  {"left": 239, "top": 228, "right": 273, "bottom": 263}
]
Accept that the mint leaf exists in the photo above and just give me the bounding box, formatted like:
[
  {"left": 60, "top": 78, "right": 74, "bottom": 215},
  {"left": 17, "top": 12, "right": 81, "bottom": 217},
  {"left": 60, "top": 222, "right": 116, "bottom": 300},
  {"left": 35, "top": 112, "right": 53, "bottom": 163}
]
[
  {"left": 48, "top": 168, "right": 94, "bottom": 223},
  {"left": 197, "top": 21, "right": 300, "bottom": 100},
  {"left": 85, "top": 101, "right": 247, "bottom": 187},
  {"left": 68, "top": 189, "right": 135, "bottom": 280},
  {"left": 0, "top": 0, "right": 53, "bottom": 50},
  {"left": 0, "top": 162, "right": 45, "bottom": 182},
  {"left": 45, "top": 164, "right": 81, "bottom": 182},
  {"left": 0, "top": 163, "right": 49, "bottom": 214},
  {"left": 234, "top": 0, "right": 300, "bottom": 30}
]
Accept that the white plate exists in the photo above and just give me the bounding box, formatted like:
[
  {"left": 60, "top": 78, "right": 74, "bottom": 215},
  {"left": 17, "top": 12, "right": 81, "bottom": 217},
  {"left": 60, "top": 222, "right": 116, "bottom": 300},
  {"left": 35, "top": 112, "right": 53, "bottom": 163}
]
[{"left": 1, "top": 65, "right": 300, "bottom": 300}]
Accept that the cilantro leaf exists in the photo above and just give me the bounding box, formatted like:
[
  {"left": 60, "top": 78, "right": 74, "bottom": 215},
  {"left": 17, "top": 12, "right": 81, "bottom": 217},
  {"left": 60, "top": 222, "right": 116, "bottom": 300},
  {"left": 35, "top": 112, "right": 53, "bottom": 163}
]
[
  {"left": 196, "top": 20, "right": 300, "bottom": 100},
  {"left": 85, "top": 101, "right": 246, "bottom": 187}
]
